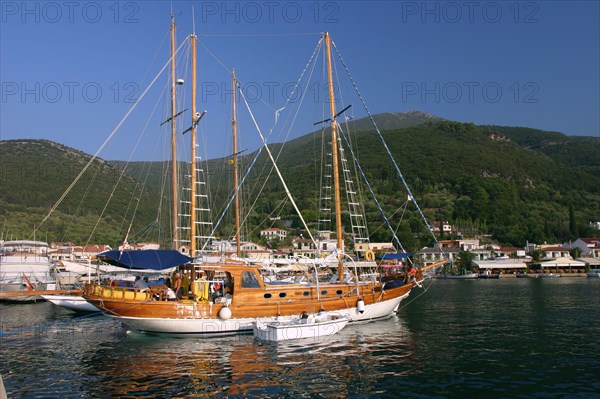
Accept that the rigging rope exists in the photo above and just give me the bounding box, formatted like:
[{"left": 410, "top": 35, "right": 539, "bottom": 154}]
[
  {"left": 239, "top": 89, "right": 318, "bottom": 248},
  {"left": 196, "top": 38, "right": 323, "bottom": 253},
  {"left": 337, "top": 123, "right": 410, "bottom": 257},
  {"left": 237, "top": 38, "right": 323, "bottom": 238},
  {"left": 331, "top": 40, "right": 445, "bottom": 256},
  {"left": 36, "top": 38, "right": 190, "bottom": 236}
]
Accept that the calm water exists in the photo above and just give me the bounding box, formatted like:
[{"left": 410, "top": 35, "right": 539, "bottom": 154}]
[{"left": 1, "top": 278, "right": 598, "bottom": 398}]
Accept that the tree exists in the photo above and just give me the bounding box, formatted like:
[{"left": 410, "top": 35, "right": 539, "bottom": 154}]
[
  {"left": 531, "top": 249, "right": 545, "bottom": 262},
  {"left": 569, "top": 204, "right": 579, "bottom": 238},
  {"left": 457, "top": 250, "right": 476, "bottom": 272}
]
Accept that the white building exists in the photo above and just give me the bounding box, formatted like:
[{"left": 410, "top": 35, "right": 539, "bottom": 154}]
[{"left": 260, "top": 228, "right": 288, "bottom": 241}]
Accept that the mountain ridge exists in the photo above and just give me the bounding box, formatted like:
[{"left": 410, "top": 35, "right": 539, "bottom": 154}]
[{"left": 1, "top": 112, "right": 598, "bottom": 248}]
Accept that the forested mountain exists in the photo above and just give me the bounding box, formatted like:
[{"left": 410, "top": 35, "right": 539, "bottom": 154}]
[
  {"left": 1, "top": 113, "right": 598, "bottom": 249},
  {"left": 0, "top": 139, "right": 162, "bottom": 246}
]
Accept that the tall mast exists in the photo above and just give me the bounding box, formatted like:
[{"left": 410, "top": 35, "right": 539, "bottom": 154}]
[
  {"left": 190, "top": 32, "right": 198, "bottom": 256},
  {"left": 232, "top": 69, "right": 241, "bottom": 257},
  {"left": 325, "top": 32, "right": 344, "bottom": 279},
  {"left": 170, "top": 15, "right": 179, "bottom": 249}
]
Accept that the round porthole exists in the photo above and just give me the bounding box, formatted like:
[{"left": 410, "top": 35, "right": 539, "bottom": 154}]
[
  {"left": 264, "top": 293, "right": 272, "bottom": 298},
  {"left": 279, "top": 292, "right": 287, "bottom": 298}
]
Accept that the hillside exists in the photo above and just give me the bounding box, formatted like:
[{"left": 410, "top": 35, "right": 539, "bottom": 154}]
[
  {"left": 0, "top": 139, "right": 162, "bottom": 245},
  {"left": 1, "top": 114, "right": 599, "bottom": 249},
  {"left": 232, "top": 119, "right": 600, "bottom": 248}
]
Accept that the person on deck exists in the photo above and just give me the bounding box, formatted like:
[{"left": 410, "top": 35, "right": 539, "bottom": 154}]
[
  {"left": 172, "top": 272, "right": 182, "bottom": 300},
  {"left": 134, "top": 276, "right": 149, "bottom": 291}
]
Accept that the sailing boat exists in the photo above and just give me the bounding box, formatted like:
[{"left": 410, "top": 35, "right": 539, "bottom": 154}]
[{"left": 82, "top": 28, "right": 444, "bottom": 335}]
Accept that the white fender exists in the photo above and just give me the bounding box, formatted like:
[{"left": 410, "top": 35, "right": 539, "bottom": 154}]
[
  {"left": 218, "top": 306, "right": 232, "bottom": 320},
  {"left": 357, "top": 299, "right": 365, "bottom": 314}
]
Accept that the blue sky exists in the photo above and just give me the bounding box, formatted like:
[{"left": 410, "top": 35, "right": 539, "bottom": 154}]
[{"left": 1, "top": 1, "right": 598, "bottom": 162}]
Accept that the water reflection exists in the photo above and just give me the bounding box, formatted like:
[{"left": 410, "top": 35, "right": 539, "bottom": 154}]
[
  {"left": 68, "top": 315, "right": 415, "bottom": 398},
  {"left": 1, "top": 279, "right": 598, "bottom": 398}
]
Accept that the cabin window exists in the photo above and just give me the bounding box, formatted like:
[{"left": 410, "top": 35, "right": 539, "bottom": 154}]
[
  {"left": 278, "top": 292, "right": 287, "bottom": 298},
  {"left": 241, "top": 271, "right": 260, "bottom": 288},
  {"left": 264, "top": 293, "right": 272, "bottom": 299},
  {"left": 336, "top": 290, "right": 343, "bottom": 295},
  {"left": 302, "top": 291, "right": 309, "bottom": 296},
  {"left": 321, "top": 290, "right": 328, "bottom": 296}
]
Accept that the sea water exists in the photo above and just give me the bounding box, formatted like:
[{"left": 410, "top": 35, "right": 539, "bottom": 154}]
[{"left": 1, "top": 278, "right": 598, "bottom": 398}]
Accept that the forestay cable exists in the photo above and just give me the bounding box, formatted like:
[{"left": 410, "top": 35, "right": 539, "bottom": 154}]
[
  {"left": 331, "top": 40, "right": 444, "bottom": 254},
  {"left": 36, "top": 38, "right": 190, "bottom": 235},
  {"left": 239, "top": 89, "right": 318, "bottom": 248}
]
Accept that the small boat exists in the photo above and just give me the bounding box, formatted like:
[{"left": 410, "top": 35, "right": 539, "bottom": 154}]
[
  {"left": 439, "top": 272, "right": 478, "bottom": 280},
  {"left": 586, "top": 269, "right": 600, "bottom": 278},
  {"left": 478, "top": 270, "right": 499, "bottom": 279},
  {"left": 253, "top": 313, "right": 349, "bottom": 342},
  {"left": 538, "top": 273, "right": 561, "bottom": 279},
  {"left": 41, "top": 294, "right": 99, "bottom": 312}
]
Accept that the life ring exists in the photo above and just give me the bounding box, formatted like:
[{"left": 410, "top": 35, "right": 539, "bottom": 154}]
[
  {"left": 365, "top": 250, "right": 375, "bottom": 261},
  {"left": 213, "top": 282, "right": 221, "bottom": 291}
]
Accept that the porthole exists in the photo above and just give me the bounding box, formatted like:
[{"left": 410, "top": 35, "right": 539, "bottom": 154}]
[
  {"left": 279, "top": 292, "right": 287, "bottom": 298},
  {"left": 336, "top": 290, "right": 343, "bottom": 295},
  {"left": 264, "top": 293, "right": 272, "bottom": 299},
  {"left": 302, "top": 291, "right": 309, "bottom": 296},
  {"left": 321, "top": 290, "right": 328, "bottom": 296}
]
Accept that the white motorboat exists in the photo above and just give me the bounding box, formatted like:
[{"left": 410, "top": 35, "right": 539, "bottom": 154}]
[
  {"left": 41, "top": 294, "right": 99, "bottom": 312},
  {"left": 586, "top": 269, "right": 600, "bottom": 278},
  {"left": 439, "top": 272, "right": 479, "bottom": 280},
  {"left": 253, "top": 313, "right": 350, "bottom": 342},
  {"left": 0, "top": 240, "right": 58, "bottom": 301}
]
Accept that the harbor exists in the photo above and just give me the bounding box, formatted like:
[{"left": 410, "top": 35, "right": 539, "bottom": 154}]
[
  {"left": 1, "top": 278, "right": 598, "bottom": 398},
  {"left": 0, "top": 2, "right": 598, "bottom": 398}
]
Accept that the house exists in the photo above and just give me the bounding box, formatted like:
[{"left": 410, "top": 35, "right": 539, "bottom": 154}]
[
  {"left": 118, "top": 242, "right": 160, "bottom": 251},
  {"left": 76, "top": 244, "right": 112, "bottom": 260},
  {"left": 213, "top": 240, "right": 272, "bottom": 260},
  {"left": 495, "top": 247, "right": 527, "bottom": 258},
  {"left": 260, "top": 228, "right": 288, "bottom": 241},
  {"left": 240, "top": 242, "right": 271, "bottom": 260},
  {"left": 538, "top": 246, "right": 571, "bottom": 260},
  {"left": 430, "top": 221, "right": 454, "bottom": 234},
  {"left": 48, "top": 247, "right": 77, "bottom": 262},
  {"left": 48, "top": 242, "right": 81, "bottom": 261},
  {"left": 416, "top": 245, "right": 460, "bottom": 266},
  {"left": 292, "top": 238, "right": 317, "bottom": 258},
  {"left": 438, "top": 239, "right": 481, "bottom": 251},
  {"left": 567, "top": 238, "right": 600, "bottom": 258}
]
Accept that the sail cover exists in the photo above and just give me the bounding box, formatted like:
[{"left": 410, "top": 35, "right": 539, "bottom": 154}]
[
  {"left": 97, "top": 250, "right": 192, "bottom": 270},
  {"left": 377, "top": 253, "right": 412, "bottom": 260}
]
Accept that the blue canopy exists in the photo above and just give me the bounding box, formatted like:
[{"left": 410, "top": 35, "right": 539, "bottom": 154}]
[
  {"left": 377, "top": 253, "right": 413, "bottom": 260},
  {"left": 97, "top": 250, "right": 192, "bottom": 270}
]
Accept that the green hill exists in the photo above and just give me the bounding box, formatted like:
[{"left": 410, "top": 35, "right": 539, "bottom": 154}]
[
  {"left": 1, "top": 113, "right": 599, "bottom": 249},
  {"left": 0, "top": 139, "right": 162, "bottom": 246}
]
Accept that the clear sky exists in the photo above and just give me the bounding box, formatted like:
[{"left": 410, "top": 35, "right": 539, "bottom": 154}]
[{"left": 1, "top": 1, "right": 598, "bottom": 162}]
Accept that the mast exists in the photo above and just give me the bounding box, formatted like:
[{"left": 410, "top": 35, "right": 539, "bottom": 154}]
[
  {"left": 325, "top": 32, "right": 344, "bottom": 279},
  {"left": 232, "top": 69, "right": 241, "bottom": 257},
  {"left": 170, "top": 15, "right": 179, "bottom": 249},
  {"left": 190, "top": 32, "right": 198, "bottom": 256}
]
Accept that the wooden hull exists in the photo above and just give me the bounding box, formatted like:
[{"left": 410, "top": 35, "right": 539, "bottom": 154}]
[{"left": 84, "top": 281, "right": 413, "bottom": 335}]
